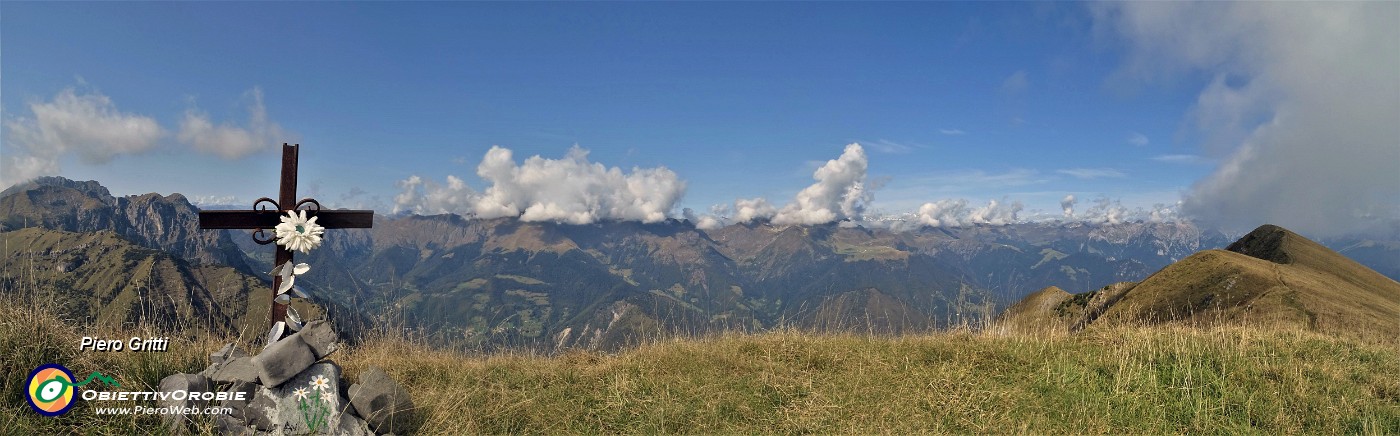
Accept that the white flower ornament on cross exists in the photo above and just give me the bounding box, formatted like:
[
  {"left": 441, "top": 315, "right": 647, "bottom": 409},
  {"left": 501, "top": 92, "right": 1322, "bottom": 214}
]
[
  {"left": 272, "top": 261, "right": 311, "bottom": 296},
  {"left": 274, "top": 210, "right": 325, "bottom": 254},
  {"left": 266, "top": 209, "right": 328, "bottom": 345}
]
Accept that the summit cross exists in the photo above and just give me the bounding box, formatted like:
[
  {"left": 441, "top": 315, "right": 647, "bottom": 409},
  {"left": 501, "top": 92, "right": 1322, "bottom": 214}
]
[{"left": 197, "top": 143, "right": 373, "bottom": 327}]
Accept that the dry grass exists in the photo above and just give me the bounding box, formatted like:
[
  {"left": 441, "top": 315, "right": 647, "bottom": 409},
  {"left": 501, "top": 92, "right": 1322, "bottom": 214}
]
[
  {"left": 341, "top": 323, "right": 1399, "bottom": 434},
  {"left": 3, "top": 293, "right": 1398, "bottom": 435},
  {"left": 0, "top": 291, "right": 229, "bottom": 434}
]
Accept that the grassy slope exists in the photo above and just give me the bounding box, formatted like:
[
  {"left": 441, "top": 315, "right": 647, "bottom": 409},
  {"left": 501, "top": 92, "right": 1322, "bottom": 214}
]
[
  {"left": 3, "top": 291, "right": 1397, "bottom": 435},
  {"left": 997, "top": 286, "right": 1072, "bottom": 332},
  {"left": 1094, "top": 228, "right": 1400, "bottom": 341},
  {"left": 350, "top": 328, "right": 1399, "bottom": 434},
  {"left": 1004, "top": 225, "right": 1400, "bottom": 342},
  {"left": 1, "top": 228, "right": 322, "bottom": 342}
]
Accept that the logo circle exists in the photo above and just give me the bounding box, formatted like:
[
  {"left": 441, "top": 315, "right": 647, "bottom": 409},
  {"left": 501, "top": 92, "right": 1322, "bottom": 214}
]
[{"left": 26, "top": 364, "right": 77, "bottom": 416}]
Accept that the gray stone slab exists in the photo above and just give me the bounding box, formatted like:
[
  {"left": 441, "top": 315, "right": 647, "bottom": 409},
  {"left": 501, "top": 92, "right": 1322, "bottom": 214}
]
[
  {"left": 297, "top": 320, "right": 339, "bottom": 357},
  {"left": 211, "top": 355, "right": 260, "bottom": 384},
  {"left": 349, "top": 366, "right": 416, "bottom": 434},
  {"left": 336, "top": 411, "right": 374, "bottom": 436},
  {"left": 244, "top": 362, "right": 354, "bottom": 436},
  {"left": 211, "top": 342, "right": 250, "bottom": 365},
  {"left": 252, "top": 336, "right": 318, "bottom": 388},
  {"left": 252, "top": 321, "right": 340, "bottom": 388},
  {"left": 157, "top": 373, "right": 211, "bottom": 432},
  {"left": 246, "top": 386, "right": 279, "bottom": 432},
  {"left": 219, "top": 380, "right": 257, "bottom": 424},
  {"left": 215, "top": 413, "right": 255, "bottom": 435}
]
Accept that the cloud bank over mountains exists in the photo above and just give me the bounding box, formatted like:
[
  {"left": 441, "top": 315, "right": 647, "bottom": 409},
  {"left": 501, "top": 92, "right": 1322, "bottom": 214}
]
[
  {"left": 392, "top": 140, "right": 1184, "bottom": 229},
  {"left": 1094, "top": 1, "right": 1400, "bottom": 237},
  {"left": 393, "top": 145, "right": 686, "bottom": 224},
  {"left": 698, "top": 143, "right": 876, "bottom": 227},
  {"left": 915, "top": 199, "right": 1023, "bottom": 227},
  {"left": 395, "top": 143, "right": 880, "bottom": 227},
  {"left": 1, "top": 85, "right": 294, "bottom": 187}
]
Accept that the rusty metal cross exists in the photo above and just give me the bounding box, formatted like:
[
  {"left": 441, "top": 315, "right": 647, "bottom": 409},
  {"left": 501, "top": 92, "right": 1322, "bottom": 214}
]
[{"left": 198, "top": 143, "right": 373, "bottom": 327}]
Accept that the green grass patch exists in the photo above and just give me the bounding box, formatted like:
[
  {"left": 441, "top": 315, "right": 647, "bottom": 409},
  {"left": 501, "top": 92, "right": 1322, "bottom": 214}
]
[{"left": 495, "top": 274, "right": 545, "bottom": 286}]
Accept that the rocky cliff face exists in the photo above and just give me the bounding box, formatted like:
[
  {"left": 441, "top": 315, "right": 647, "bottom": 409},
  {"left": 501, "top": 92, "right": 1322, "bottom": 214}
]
[{"left": 1, "top": 177, "right": 250, "bottom": 272}]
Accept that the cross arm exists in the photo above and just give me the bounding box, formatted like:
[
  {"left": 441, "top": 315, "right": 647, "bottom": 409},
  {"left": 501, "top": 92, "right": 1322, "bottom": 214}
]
[{"left": 198, "top": 210, "right": 375, "bottom": 229}]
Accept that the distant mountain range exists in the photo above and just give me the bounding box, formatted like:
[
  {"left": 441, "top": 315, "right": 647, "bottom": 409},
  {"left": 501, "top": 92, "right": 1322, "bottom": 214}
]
[{"left": 3, "top": 177, "right": 1397, "bottom": 350}]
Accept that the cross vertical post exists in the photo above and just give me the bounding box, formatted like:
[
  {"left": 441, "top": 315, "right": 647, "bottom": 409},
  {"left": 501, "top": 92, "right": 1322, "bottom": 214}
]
[
  {"left": 197, "top": 143, "right": 374, "bottom": 330},
  {"left": 270, "top": 145, "right": 299, "bottom": 327}
]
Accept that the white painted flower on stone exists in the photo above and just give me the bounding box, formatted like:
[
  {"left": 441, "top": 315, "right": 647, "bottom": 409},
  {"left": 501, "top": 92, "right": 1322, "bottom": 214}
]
[
  {"left": 292, "top": 387, "right": 309, "bottom": 401},
  {"left": 274, "top": 210, "right": 325, "bottom": 254},
  {"left": 272, "top": 261, "right": 310, "bottom": 295},
  {"left": 321, "top": 392, "right": 335, "bottom": 404},
  {"left": 309, "top": 375, "right": 331, "bottom": 392}
]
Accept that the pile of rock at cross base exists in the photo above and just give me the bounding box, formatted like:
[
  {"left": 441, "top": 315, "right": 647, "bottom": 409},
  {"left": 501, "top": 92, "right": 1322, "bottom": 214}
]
[{"left": 158, "top": 320, "right": 416, "bottom": 435}]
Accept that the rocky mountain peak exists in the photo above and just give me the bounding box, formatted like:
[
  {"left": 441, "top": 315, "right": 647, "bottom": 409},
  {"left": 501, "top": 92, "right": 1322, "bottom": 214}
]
[
  {"left": 0, "top": 176, "right": 113, "bottom": 199},
  {"left": 1, "top": 177, "right": 249, "bottom": 271}
]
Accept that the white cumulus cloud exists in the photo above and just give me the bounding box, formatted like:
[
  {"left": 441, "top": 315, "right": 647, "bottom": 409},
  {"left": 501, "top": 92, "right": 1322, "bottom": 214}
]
[
  {"left": 916, "top": 198, "right": 1024, "bottom": 227},
  {"left": 1061, "top": 194, "right": 1077, "bottom": 218},
  {"left": 916, "top": 199, "right": 970, "bottom": 227},
  {"left": 1082, "top": 197, "right": 1128, "bottom": 225},
  {"left": 772, "top": 143, "right": 872, "bottom": 225},
  {"left": 393, "top": 145, "right": 686, "bottom": 224},
  {"left": 177, "top": 87, "right": 290, "bottom": 159},
  {"left": 733, "top": 197, "right": 777, "bottom": 224},
  {"left": 3, "top": 87, "right": 163, "bottom": 186},
  {"left": 683, "top": 208, "right": 724, "bottom": 230}
]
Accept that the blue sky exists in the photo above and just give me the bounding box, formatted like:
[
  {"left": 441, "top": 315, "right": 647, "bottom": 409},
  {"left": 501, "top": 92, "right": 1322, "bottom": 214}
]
[{"left": 4, "top": 3, "right": 1395, "bottom": 235}]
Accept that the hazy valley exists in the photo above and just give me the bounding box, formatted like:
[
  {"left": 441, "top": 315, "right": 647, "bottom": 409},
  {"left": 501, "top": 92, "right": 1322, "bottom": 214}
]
[{"left": 5, "top": 177, "right": 1398, "bottom": 351}]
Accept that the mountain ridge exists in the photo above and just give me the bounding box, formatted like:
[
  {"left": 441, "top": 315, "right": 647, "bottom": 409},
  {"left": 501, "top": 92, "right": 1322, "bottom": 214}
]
[
  {"left": 6, "top": 178, "right": 1399, "bottom": 350},
  {"left": 1, "top": 176, "right": 251, "bottom": 271},
  {"left": 1004, "top": 224, "right": 1400, "bottom": 340}
]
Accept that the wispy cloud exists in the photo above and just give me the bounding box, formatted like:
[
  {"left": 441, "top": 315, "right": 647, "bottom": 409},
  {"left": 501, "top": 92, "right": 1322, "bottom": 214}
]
[
  {"left": 1152, "top": 154, "right": 1209, "bottom": 164},
  {"left": 1128, "top": 132, "right": 1149, "bottom": 146},
  {"left": 863, "top": 139, "right": 917, "bottom": 154},
  {"left": 939, "top": 128, "right": 966, "bottom": 136},
  {"left": 897, "top": 169, "right": 1047, "bottom": 193},
  {"left": 859, "top": 168, "right": 1047, "bottom": 214},
  {"left": 1056, "top": 168, "right": 1127, "bottom": 179},
  {"left": 1001, "top": 70, "right": 1030, "bottom": 94},
  {"left": 177, "top": 87, "right": 291, "bottom": 159}
]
